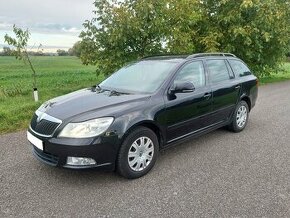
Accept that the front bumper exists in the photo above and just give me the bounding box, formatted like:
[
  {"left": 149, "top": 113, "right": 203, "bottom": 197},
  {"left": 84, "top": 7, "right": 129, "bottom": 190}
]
[{"left": 28, "top": 129, "right": 120, "bottom": 170}]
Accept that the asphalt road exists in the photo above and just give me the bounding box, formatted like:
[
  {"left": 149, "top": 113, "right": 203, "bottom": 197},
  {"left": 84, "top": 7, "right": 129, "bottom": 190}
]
[{"left": 1, "top": 81, "right": 290, "bottom": 217}]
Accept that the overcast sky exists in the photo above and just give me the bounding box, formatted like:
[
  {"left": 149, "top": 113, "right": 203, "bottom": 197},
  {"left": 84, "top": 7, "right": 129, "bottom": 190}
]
[{"left": 0, "top": 0, "right": 94, "bottom": 51}]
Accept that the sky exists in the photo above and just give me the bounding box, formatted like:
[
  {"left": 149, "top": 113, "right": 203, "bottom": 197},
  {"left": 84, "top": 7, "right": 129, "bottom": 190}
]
[{"left": 0, "top": 0, "right": 94, "bottom": 52}]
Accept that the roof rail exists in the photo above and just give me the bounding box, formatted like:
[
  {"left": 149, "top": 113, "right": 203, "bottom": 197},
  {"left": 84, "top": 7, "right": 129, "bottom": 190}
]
[
  {"left": 141, "top": 54, "right": 188, "bottom": 60},
  {"left": 187, "top": 53, "right": 236, "bottom": 59}
]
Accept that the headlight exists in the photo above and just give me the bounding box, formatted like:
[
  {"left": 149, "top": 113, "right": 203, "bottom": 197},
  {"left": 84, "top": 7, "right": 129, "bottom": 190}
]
[{"left": 58, "top": 117, "right": 114, "bottom": 138}]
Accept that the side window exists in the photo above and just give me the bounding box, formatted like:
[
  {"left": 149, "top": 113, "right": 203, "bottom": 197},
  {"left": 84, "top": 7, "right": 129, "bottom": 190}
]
[
  {"left": 175, "top": 61, "right": 205, "bottom": 88},
  {"left": 207, "top": 60, "right": 230, "bottom": 84},
  {"left": 228, "top": 60, "right": 252, "bottom": 77}
]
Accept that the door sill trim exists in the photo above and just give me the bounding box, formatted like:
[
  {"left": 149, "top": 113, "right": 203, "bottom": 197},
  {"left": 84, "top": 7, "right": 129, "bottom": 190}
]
[{"left": 166, "top": 120, "right": 224, "bottom": 144}]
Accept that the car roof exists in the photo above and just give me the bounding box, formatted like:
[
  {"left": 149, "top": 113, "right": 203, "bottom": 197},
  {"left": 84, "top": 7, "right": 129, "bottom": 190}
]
[{"left": 142, "top": 53, "right": 238, "bottom": 63}]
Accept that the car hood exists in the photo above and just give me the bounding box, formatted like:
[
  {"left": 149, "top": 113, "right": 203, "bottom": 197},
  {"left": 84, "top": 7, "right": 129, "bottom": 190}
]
[{"left": 42, "top": 88, "right": 151, "bottom": 121}]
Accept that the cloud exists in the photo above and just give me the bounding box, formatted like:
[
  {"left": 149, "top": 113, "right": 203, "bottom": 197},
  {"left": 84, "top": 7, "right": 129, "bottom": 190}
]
[
  {"left": 0, "top": 21, "right": 81, "bottom": 35},
  {"left": 0, "top": 0, "right": 94, "bottom": 49},
  {"left": 30, "top": 23, "right": 82, "bottom": 35},
  {"left": 61, "top": 27, "right": 82, "bottom": 34},
  {"left": 0, "top": 22, "right": 12, "bottom": 29}
]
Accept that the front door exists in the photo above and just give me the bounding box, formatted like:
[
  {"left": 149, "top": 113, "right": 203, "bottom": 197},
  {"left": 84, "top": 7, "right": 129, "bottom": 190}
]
[{"left": 164, "top": 60, "right": 213, "bottom": 143}]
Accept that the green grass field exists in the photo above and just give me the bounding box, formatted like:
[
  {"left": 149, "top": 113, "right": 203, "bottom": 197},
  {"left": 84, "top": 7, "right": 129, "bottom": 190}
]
[
  {"left": 0, "top": 56, "right": 289, "bottom": 134},
  {"left": 259, "top": 62, "right": 290, "bottom": 84},
  {"left": 0, "top": 56, "right": 103, "bottom": 134}
]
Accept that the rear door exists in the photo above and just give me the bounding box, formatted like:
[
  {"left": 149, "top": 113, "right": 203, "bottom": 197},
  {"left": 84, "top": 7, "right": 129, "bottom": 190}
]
[
  {"left": 164, "top": 60, "right": 213, "bottom": 143},
  {"left": 206, "top": 59, "right": 240, "bottom": 124},
  {"left": 228, "top": 59, "right": 258, "bottom": 109}
]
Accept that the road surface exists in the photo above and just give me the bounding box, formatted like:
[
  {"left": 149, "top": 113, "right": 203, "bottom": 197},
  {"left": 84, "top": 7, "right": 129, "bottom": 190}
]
[{"left": 1, "top": 81, "right": 290, "bottom": 217}]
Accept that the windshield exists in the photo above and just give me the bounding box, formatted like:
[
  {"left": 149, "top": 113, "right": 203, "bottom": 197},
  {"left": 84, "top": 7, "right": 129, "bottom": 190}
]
[{"left": 99, "top": 60, "right": 177, "bottom": 93}]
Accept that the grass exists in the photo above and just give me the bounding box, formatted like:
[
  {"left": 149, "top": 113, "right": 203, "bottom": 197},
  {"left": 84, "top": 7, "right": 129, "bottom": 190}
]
[
  {"left": 0, "top": 56, "right": 289, "bottom": 134},
  {"left": 0, "top": 56, "right": 104, "bottom": 134},
  {"left": 259, "top": 62, "right": 290, "bottom": 84}
]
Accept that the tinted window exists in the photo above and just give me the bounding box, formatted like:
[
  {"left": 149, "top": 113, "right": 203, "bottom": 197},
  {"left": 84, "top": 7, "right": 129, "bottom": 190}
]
[
  {"left": 207, "top": 60, "right": 230, "bottom": 84},
  {"left": 175, "top": 61, "right": 205, "bottom": 88},
  {"left": 229, "top": 60, "right": 252, "bottom": 77}
]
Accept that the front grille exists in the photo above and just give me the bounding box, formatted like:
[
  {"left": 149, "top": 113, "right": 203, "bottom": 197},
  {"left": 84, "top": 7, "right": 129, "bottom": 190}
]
[
  {"left": 30, "top": 113, "right": 38, "bottom": 129},
  {"left": 33, "top": 147, "right": 59, "bottom": 166},
  {"left": 30, "top": 113, "right": 60, "bottom": 136}
]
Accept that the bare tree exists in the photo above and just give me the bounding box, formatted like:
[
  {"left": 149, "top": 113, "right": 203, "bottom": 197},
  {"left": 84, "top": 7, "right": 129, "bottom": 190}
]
[{"left": 4, "top": 25, "right": 40, "bottom": 101}]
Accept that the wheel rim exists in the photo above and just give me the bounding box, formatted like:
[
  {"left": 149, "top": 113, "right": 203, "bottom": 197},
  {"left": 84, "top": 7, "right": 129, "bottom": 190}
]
[
  {"left": 128, "top": 136, "right": 154, "bottom": 172},
  {"left": 236, "top": 105, "right": 247, "bottom": 128}
]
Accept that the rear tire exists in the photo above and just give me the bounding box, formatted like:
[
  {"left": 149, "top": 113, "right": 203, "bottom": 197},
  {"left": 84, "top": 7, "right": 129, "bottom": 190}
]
[
  {"left": 117, "top": 127, "right": 159, "bottom": 179},
  {"left": 228, "top": 100, "right": 249, "bottom": 133}
]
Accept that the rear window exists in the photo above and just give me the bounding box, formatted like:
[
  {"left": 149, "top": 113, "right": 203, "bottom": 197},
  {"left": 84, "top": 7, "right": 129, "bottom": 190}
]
[{"left": 228, "top": 60, "right": 252, "bottom": 77}]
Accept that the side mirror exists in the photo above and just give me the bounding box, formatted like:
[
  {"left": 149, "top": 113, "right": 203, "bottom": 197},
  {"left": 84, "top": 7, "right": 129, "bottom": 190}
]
[{"left": 169, "top": 81, "right": 195, "bottom": 94}]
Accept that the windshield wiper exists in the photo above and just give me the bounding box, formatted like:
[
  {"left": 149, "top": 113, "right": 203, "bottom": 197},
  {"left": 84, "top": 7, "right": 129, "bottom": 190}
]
[
  {"left": 92, "top": 85, "right": 130, "bottom": 95},
  {"left": 109, "top": 90, "right": 130, "bottom": 96}
]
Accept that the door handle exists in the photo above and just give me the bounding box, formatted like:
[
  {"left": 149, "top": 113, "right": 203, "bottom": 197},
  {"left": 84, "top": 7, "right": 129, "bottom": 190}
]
[
  {"left": 203, "top": 93, "right": 212, "bottom": 99},
  {"left": 235, "top": 85, "right": 241, "bottom": 89}
]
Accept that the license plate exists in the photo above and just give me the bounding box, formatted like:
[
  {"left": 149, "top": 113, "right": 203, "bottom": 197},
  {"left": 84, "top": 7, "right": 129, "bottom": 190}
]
[{"left": 27, "top": 131, "right": 43, "bottom": 151}]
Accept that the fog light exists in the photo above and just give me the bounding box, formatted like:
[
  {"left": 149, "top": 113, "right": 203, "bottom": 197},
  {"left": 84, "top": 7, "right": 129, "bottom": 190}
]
[{"left": 66, "top": 157, "right": 96, "bottom": 166}]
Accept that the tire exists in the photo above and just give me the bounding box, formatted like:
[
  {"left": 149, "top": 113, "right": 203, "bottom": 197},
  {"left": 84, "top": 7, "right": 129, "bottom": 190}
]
[
  {"left": 117, "top": 127, "right": 159, "bottom": 179},
  {"left": 228, "top": 100, "right": 249, "bottom": 133}
]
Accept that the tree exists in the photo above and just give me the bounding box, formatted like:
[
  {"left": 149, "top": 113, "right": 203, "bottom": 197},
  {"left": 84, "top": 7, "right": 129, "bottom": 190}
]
[
  {"left": 186, "top": 0, "right": 290, "bottom": 76},
  {"left": 4, "top": 25, "right": 39, "bottom": 101},
  {"left": 35, "top": 50, "right": 44, "bottom": 56},
  {"left": 80, "top": 0, "right": 172, "bottom": 75},
  {"left": 68, "top": 41, "right": 82, "bottom": 57},
  {"left": 2, "top": 46, "right": 13, "bottom": 56},
  {"left": 80, "top": 0, "right": 290, "bottom": 77},
  {"left": 57, "top": 49, "right": 69, "bottom": 56}
]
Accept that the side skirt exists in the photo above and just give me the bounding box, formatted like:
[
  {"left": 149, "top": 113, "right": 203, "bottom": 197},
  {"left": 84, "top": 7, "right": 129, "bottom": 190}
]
[{"left": 160, "top": 120, "right": 231, "bottom": 151}]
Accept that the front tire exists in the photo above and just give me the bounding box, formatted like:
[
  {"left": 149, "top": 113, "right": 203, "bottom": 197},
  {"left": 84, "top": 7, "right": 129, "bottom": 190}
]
[
  {"left": 228, "top": 100, "right": 249, "bottom": 132},
  {"left": 117, "top": 127, "right": 159, "bottom": 179}
]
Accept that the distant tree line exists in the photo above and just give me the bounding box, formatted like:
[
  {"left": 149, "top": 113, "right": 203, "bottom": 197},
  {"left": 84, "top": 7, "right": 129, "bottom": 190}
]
[
  {"left": 0, "top": 41, "right": 82, "bottom": 57},
  {"left": 0, "top": 46, "right": 53, "bottom": 56},
  {"left": 56, "top": 41, "right": 82, "bottom": 56}
]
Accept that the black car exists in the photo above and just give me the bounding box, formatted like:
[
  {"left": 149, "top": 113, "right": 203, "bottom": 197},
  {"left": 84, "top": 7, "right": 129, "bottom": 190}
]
[{"left": 27, "top": 53, "right": 258, "bottom": 179}]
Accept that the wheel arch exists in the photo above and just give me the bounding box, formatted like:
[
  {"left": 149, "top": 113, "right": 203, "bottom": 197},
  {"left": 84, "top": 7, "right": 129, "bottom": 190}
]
[
  {"left": 121, "top": 120, "right": 165, "bottom": 149},
  {"left": 240, "top": 95, "right": 252, "bottom": 111}
]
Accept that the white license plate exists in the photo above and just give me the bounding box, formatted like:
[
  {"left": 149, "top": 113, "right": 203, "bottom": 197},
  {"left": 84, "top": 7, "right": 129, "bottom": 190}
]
[{"left": 27, "top": 131, "right": 43, "bottom": 151}]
